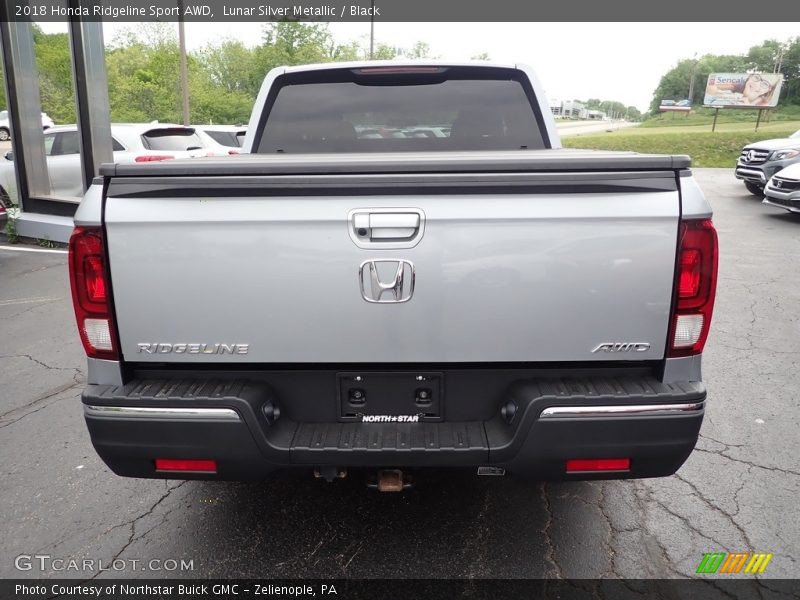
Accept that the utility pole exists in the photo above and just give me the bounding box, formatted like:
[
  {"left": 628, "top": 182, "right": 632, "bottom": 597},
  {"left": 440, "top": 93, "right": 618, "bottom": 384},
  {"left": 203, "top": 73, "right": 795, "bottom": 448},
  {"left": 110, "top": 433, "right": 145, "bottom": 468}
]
[
  {"left": 774, "top": 43, "right": 786, "bottom": 74},
  {"left": 369, "top": 0, "right": 375, "bottom": 59},
  {"left": 687, "top": 52, "right": 698, "bottom": 104},
  {"left": 177, "top": 0, "right": 190, "bottom": 125}
]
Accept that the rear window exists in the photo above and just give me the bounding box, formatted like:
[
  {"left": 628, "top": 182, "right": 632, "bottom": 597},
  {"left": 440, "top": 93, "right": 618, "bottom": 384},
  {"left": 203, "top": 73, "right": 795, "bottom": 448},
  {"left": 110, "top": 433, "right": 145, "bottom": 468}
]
[
  {"left": 142, "top": 128, "right": 205, "bottom": 151},
  {"left": 255, "top": 67, "right": 546, "bottom": 153},
  {"left": 205, "top": 130, "right": 238, "bottom": 147}
]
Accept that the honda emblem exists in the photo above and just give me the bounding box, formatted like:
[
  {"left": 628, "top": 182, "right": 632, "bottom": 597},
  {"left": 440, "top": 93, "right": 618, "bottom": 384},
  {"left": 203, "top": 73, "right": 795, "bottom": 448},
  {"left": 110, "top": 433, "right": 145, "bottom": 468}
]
[{"left": 359, "top": 259, "right": 415, "bottom": 303}]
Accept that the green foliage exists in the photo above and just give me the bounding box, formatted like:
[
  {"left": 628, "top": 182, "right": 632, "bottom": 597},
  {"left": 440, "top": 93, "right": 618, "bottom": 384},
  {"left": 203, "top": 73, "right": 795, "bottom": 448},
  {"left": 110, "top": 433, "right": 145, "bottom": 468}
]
[
  {"left": 36, "top": 235, "right": 58, "bottom": 248},
  {"left": 4, "top": 210, "right": 19, "bottom": 244},
  {"left": 372, "top": 43, "right": 400, "bottom": 60},
  {"left": 16, "top": 22, "right": 421, "bottom": 127},
  {"left": 402, "top": 41, "right": 433, "bottom": 59},
  {"left": 626, "top": 106, "right": 643, "bottom": 121},
  {"left": 563, "top": 124, "right": 800, "bottom": 167},
  {"left": 32, "top": 28, "right": 75, "bottom": 124},
  {"left": 574, "top": 98, "right": 640, "bottom": 120}
]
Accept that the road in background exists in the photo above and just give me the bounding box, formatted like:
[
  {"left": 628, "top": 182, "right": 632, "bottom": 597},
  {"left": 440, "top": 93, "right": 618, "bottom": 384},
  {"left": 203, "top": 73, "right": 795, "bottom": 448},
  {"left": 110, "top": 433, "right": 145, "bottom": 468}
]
[
  {"left": 556, "top": 119, "right": 637, "bottom": 137},
  {"left": 0, "top": 169, "right": 797, "bottom": 580}
]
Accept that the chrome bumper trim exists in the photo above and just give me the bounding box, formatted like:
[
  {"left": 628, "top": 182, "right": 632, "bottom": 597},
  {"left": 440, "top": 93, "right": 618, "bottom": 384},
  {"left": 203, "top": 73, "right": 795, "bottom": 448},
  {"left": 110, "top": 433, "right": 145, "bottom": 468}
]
[
  {"left": 83, "top": 405, "right": 241, "bottom": 421},
  {"left": 763, "top": 197, "right": 800, "bottom": 213},
  {"left": 735, "top": 168, "right": 767, "bottom": 183},
  {"left": 540, "top": 401, "right": 704, "bottom": 418}
]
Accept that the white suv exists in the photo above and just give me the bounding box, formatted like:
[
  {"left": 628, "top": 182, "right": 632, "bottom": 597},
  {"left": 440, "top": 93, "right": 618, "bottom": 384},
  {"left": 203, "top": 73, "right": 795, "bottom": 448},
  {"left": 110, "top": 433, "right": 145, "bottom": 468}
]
[
  {"left": 0, "top": 123, "right": 229, "bottom": 204},
  {"left": 0, "top": 110, "right": 55, "bottom": 141}
]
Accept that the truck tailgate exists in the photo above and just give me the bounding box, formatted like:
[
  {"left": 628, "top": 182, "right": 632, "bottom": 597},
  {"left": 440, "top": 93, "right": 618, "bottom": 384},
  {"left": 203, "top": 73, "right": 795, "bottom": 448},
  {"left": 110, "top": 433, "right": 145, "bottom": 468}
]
[{"left": 103, "top": 155, "right": 682, "bottom": 364}]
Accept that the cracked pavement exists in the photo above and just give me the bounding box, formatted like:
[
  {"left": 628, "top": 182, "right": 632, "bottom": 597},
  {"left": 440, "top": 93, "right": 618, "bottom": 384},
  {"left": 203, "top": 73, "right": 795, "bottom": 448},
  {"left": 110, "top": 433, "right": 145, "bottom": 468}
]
[{"left": 0, "top": 169, "right": 797, "bottom": 582}]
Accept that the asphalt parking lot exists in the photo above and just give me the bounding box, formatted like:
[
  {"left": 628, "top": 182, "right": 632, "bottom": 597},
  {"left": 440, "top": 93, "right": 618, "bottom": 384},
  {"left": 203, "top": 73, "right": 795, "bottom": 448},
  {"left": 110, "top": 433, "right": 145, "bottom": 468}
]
[{"left": 0, "top": 168, "right": 798, "bottom": 582}]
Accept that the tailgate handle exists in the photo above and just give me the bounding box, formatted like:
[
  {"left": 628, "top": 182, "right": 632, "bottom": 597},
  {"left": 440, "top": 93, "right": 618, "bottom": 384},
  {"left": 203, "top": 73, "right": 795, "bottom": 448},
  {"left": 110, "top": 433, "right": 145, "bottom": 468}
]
[{"left": 354, "top": 212, "right": 420, "bottom": 240}]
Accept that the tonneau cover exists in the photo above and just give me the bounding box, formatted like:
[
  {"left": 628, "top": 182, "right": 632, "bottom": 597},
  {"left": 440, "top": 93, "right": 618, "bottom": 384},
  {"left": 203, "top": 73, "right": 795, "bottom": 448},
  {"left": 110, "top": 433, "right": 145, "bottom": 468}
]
[{"left": 100, "top": 149, "right": 691, "bottom": 177}]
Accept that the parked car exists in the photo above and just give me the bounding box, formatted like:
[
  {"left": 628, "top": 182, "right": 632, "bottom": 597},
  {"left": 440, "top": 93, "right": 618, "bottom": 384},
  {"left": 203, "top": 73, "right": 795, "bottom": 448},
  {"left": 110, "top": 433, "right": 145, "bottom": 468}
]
[
  {"left": 197, "top": 125, "right": 246, "bottom": 150},
  {"left": 0, "top": 110, "right": 54, "bottom": 141},
  {"left": 401, "top": 126, "right": 451, "bottom": 138},
  {"left": 0, "top": 123, "right": 228, "bottom": 203},
  {"left": 735, "top": 129, "right": 800, "bottom": 195},
  {"left": 763, "top": 162, "right": 800, "bottom": 214}
]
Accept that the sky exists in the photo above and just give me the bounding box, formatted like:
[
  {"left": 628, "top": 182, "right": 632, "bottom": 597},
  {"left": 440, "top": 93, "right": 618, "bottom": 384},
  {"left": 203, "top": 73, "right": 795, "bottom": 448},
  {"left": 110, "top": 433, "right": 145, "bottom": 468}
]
[{"left": 38, "top": 21, "right": 800, "bottom": 112}]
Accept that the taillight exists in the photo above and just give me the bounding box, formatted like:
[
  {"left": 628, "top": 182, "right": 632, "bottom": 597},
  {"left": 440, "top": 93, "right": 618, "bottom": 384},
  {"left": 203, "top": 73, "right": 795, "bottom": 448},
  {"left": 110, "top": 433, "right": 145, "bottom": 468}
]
[
  {"left": 356, "top": 66, "right": 445, "bottom": 75},
  {"left": 668, "top": 219, "right": 718, "bottom": 357},
  {"left": 68, "top": 227, "right": 119, "bottom": 360},
  {"left": 134, "top": 155, "right": 174, "bottom": 162}
]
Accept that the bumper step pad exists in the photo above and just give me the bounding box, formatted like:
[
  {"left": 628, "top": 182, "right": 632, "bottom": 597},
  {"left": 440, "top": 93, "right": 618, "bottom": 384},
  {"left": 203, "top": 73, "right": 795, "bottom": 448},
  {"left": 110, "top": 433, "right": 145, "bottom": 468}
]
[{"left": 291, "top": 421, "right": 488, "bottom": 465}]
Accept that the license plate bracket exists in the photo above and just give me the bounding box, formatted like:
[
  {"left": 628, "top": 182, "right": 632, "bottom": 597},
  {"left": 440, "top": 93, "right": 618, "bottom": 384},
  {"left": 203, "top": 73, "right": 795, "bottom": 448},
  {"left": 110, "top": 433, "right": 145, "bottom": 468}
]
[{"left": 337, "top": 372, "right": 443, "bottom": 422}]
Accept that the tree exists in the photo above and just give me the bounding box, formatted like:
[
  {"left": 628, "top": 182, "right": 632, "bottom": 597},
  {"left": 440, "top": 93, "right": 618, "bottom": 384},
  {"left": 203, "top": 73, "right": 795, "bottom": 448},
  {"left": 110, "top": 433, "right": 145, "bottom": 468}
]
[
  {"left": 14, "top": 22, "right": 444, "bottom": 127},
  {"left": 32, "top": 27, "right": 75, "bottom": 123},
  {"left": 256, "top": 22, "right": 338, "bottom": 69},
  {"left": 746, "top": 37, "right": 800, "bottom": 104},
  {"left": 197, "top": 39, "right": 262, "bottom": 97},
  {"left": 402, "top": 41, "right": 433, "bottom": 59},
  {"left": 625, "top": 106, "right": 642, "bottom": 121},
  {"left": 371, "top": 43, "right": 400, "bottom": 60}
]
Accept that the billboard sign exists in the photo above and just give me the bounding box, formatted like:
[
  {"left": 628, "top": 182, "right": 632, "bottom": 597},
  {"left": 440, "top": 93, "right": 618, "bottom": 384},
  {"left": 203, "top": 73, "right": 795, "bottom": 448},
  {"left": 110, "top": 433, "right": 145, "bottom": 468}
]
[
  {"left": 704, "top": 73, "right": 783, "bottom": 108},
  {"left": 660, "top": 99, "right": 691, "bottom": 112}
]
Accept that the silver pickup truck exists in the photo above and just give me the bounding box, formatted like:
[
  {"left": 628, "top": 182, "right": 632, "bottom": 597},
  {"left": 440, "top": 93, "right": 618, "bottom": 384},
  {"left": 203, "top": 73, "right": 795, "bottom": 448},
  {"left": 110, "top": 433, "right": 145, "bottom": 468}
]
[{"left": 70, "top": 62, "right": 718, "bottom": 489}]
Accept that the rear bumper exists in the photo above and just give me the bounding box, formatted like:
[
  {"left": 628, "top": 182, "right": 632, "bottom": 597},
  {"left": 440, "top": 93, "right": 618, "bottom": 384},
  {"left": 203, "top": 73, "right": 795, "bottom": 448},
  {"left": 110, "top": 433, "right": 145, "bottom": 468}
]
[{"left": 82, "top": 376, "right": 705, "bottom": 481}]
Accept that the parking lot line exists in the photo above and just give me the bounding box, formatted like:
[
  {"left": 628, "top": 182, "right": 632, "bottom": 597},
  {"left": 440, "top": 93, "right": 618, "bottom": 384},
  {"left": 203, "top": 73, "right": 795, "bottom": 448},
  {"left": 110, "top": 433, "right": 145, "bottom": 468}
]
[{"left": 0, "top": 245, "right": 67, "bottom": 254}]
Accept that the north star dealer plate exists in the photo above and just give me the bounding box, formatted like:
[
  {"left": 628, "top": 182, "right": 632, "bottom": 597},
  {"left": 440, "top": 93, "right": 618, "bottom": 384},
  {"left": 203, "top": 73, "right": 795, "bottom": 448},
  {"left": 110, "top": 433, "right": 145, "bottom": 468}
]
[
  {"left": 338, "top": 372, "right": 443, "bottom": 422},
  {"left": 361, "top": 415, "right": 420, "bottom": 423}
]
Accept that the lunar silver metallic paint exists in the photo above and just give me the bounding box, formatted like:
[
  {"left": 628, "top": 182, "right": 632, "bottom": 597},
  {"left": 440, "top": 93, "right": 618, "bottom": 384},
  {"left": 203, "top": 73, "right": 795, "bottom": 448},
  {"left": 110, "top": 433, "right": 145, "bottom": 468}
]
[{"left": 105, "top": 187, "right": 681, "bottom": 363}]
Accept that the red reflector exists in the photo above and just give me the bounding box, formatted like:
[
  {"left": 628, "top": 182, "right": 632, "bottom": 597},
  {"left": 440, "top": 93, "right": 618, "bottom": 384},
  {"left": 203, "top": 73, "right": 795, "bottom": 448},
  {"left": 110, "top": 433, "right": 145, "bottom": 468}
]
[
  {"left": 134, "top": 155, "right": 174, "bottom": 162},
  {"left": 84, "top": 255, "right": 106, "bottom": 302},
  {"left": 678, "top": 249, "right": 701, "bottom": 298},
  {"left": 155, "top": 459, "right": 217, "bottom": 473},
  {"left": 566, "top": 458, "right": 630, "bottom": 472}
]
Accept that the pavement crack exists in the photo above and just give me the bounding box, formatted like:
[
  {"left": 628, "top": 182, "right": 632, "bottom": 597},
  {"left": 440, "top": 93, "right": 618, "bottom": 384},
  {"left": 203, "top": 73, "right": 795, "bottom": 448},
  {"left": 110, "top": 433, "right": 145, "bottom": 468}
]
[
  {"left": 693, "top": 447, "right": 800, "bottom": 478},
  {"left": 0, "top": 353, "right": 82, "bottom": 373},
  {"left": 593, "top": 482, "right": 619, "bottom": 578},
  {"left": 0, "top": 382, "right": 81, "bottom": 428},
  {"left": 631, "top": 482, "right": 697, "bottom": 579},
  {"left": 674, "top": 473, "right": 755, "bottom": 550},
  {"left": 698, "top": 433, "right": 747, "bottom": 449},
  {"left": 730, "top": 467, "right": 751, "bottom": 518},
  {"left": 540, "top": 483, "right": 564, "bottom": 579},
  {"left": 89, "top": 480, "right": 189, "bottom": 578}
]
